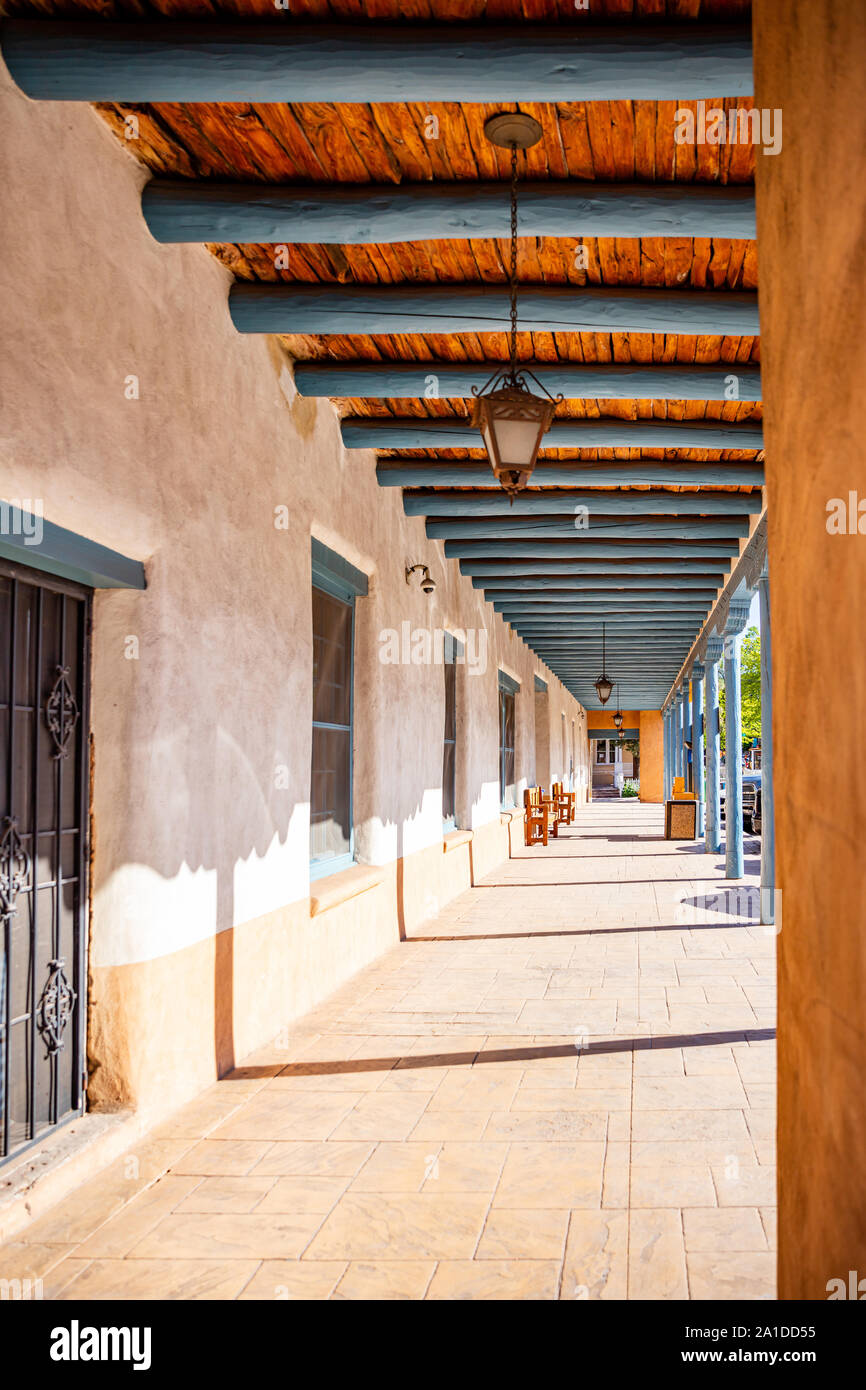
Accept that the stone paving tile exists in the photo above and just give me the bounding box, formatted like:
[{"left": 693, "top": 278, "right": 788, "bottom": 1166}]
[
  {"left": 561, "top": 1210, "right": 629, "bottom": 1300},
  {"left": 0, "top": 803, "right": 776, "bottom": 1300}
]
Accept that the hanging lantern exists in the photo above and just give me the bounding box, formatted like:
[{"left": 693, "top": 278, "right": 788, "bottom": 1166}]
[
  {"left": 612, "top": 683, "right": 624, "bottom": 730},
  {"left": 594, "top": 623, "right": 614, "bottom": 706},
  {"left": 470, "top": 114, "right": 562, "bottom": 496}
]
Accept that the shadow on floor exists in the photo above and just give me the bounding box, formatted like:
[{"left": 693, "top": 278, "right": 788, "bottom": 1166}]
[{"left": 226, "top": 1027, "right": 776, "bottom": 1081}]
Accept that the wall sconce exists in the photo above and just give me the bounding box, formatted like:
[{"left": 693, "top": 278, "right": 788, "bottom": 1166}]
[{"left": 406, "top": 563, "right": 436, "bottom": 596}]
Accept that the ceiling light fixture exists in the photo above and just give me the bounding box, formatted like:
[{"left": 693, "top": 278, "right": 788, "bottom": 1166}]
[
  {"left": 470, "top": 113, "right": 562, "bottom": 497},
  {"left": 594, "top": 622, "right": 614, "bottom": 707}
]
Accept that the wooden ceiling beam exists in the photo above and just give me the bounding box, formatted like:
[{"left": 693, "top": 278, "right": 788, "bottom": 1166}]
[
  {"left": 2, "top": 21, "right": 753, "bottom": 103},
  {"left": 229, "top": 284, "right": 760, "bottom": 337},
  {"left": 142, "top": 179, "right": 756, "bottom": 246},
  {"left": 406, "top": 489, "right": 761, "bottom": 517},
  {"left": 470, "top": 575, "right": 726, "bottom": 588},
  {"left": 488, "top": 589, "right": 718, "bottom": 602},
  {"left": 445, "top": 541, "right": 739, "bottom": 559},
  {"left": 428, "top": 518, "right": 750, "bottom": 539},
  {"left": 296, "top": 362, "right": 762, "bottom": 402},
  {"left": 351, "top": 418, "right": 763, "bottom": 450},
  {"left": 377, "top": 460, "right": 764, "bottom": 487},
  {"left": 462, "top": 562, "right": 728, "bottom": 579}
]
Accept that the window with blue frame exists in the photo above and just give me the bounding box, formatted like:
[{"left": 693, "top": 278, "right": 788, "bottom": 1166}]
[
  {"left": 310, "top": 540, "right": 367, "bottom": 879},
  {"left": 498, "top": 671, "right": 519, "bottom": 808},
  {"left": 442, "top": 632, "right": 462, "bottom": 829}
]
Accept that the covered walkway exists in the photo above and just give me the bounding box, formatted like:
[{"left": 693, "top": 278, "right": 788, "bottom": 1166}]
[{"left": 0, "top": 802, "right": 775, "bottom": 1301}]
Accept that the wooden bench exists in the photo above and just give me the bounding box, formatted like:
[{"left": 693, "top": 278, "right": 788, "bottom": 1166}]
[
  {"left": 523, "top": 787, "right": 551, "bottom": 847},
  {"left": 551, "top": 781, "right": 576, "bottom": 825}
]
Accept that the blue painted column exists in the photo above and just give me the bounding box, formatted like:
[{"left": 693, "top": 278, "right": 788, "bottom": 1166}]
[
  {"left": 692, "top": 663, "right": 706, "bottom": 836},
  {"left": 704, "top": 636, "right": 723, "bottom": 853},
  {"left": 668, "top": 704, "right": 676, "bottom": 798},
  {"left": 674, "top": 689, "right": 684, "bottom": 782},
  {"left": 667, "top": 706, "right": 674, "bottom": 800},
  {"left": 684, "top": 684, "right": 693, "bottom": 791},
  {"left": 757, "top": 562, "right": 775, "bottom": 925},
  {"left": 723, "top": 596, "right": 753, "bottom": 879}
]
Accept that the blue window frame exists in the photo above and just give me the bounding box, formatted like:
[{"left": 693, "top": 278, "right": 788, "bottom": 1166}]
[
  {"left": 442, "top": 632, "right": 462, "bottom": 830},
  {"left": 498, "top": 670, "right": 520, "bottom": 808},
  {"left": 310, "top": 540, "right": 367, "bottom": 880}
]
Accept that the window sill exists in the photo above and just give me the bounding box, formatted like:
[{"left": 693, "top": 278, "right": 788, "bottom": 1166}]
[
  {"left": 443, "top": 828, "right": 473, "bottom": 853},
  {"left": 309, "top": 862, "right": 385, "bottom": 918}
]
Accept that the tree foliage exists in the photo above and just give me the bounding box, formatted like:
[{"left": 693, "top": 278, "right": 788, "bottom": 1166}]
[{"left": 719, "top": 625, "right": 761, "bottom": 753}]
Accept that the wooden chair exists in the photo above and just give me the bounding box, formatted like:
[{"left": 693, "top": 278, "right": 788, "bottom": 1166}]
[
  {"left": 523, "top": 787, "right": 550, "bottom": 847},
  {"left": 552, "top": 781, "right": 576, "bottom": 824}
]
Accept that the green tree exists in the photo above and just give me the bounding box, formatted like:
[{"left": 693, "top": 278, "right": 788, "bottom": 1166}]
[{"left": 719, "top": 625, "right": 761, "bottom": 754}]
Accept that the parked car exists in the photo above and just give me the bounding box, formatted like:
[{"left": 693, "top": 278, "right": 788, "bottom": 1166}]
[
  {"left": 719, "top": 768, "right": 762, "bottom": 834},
  {"left": 742, "top": 770, "right": 762, "bottom": 834}
]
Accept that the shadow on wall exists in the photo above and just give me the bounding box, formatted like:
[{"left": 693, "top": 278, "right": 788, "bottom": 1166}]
[{"left": 91, "top": 585, "right": 541, "bottom": 1102}]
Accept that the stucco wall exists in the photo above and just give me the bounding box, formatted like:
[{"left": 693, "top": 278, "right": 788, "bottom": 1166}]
[
  {"left": 0, "top": 66, "right": 588, "bottom": 1124},
  {"left": 585, "top": 709, "right": 663, "bottom": 802},
  {"left": 754, "top": 0, "right": 866, "bottom": 1299}
]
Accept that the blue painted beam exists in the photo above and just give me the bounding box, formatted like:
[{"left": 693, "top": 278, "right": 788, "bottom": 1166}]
[
  {"left": 143, "top": 179, "right": 757, "bottom": 247},
  {"left": 492, "top": 592, "right": 717, "bottom": 603},
  {"left": 428, "top": 519, "right": 751, "bottom": 540},
  {"left": 0, "top": 502, "right": 146, "bottom": 590},
  {"left": 495, "top": 599, "right": 710, "bottom": 611},
  {"left": 2, "top": 22, "right": 754, "bottom": 102},
  {"left": 513, "top": 627, "right": 697, "bottom": 636},
  {"left": 446, "top": 541, "right": 739, "bottom": 559},
  {"left": 298, "top": 361, "right": 762, "bottom": 401},
  {"left": 230, "top": 284, "right": 760, "bottom": 338},
  {"left": 355, "top": 418, "right": 764, "bottom": 451},
  {"left": 495, "top": 605, "right": 715, "bottom": 616},
  {"left": 485, "top": 587, "right": 719, "bottom": 601},
  {"left": 528, "top": 652, "right": 692, "bottom": 658},
  {"left": 526, "top": 644, "right": 693, "bottom": 650},
  {"left": 529, "top": 639, "right": 693, "bottom": 646},
  {"left": 408, "top": 489, "right": 760, "bottom": 518},
  {"left": 475, "top": 576, "right": 723, "bottom": 590},
  {"left": 378, "top": 460, "right": 764, "bottom": 488},
  {"left": 462, "top": 561, "right": 727, "bottom": 578}
]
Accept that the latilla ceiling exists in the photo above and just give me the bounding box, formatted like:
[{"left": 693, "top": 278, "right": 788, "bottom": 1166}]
[{"left": 2, "top": 0, "right": 762, "bottom": 709}]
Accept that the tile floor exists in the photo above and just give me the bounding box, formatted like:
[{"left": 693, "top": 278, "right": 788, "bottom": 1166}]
[{"left": 0, "top": 801, "right": 776, "bottom": 1300}]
